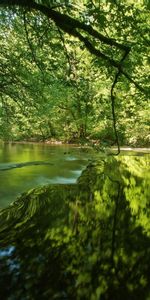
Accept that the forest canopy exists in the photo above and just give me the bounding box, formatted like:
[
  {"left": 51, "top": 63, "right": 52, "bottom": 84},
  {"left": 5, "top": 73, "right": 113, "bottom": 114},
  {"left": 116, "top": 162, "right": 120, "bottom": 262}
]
[{"left": 0, "top": 0, "right": 150, "bottom": 147}]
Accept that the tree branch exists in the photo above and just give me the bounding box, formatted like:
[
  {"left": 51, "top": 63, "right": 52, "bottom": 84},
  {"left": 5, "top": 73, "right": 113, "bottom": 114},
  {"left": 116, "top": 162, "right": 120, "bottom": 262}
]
[
  {"left": 23, "top": 11, "right": 44, "bottom": 73},
  {"left": 111, "top": 73, "right": 120, "bottom": 155},
  {"left": 0, "top": 0, "right": 147, "bottom": 95},
  {"left": 110, "top": 51, "right": 130, "bottom": 155},
  {"left": 57, "top": 27, "right": 72, "bottom": 76},
  {"left": 0, "top": 0, "right": 130, "bottom": 52}
]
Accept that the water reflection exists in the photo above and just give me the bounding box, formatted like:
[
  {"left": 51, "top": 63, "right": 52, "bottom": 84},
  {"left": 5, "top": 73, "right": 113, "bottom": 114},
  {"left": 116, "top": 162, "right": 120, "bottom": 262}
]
[
  {"left": 0, "top": 143, "right": 91, "bottom": 208},
  {"left": 0, "top": 155, "right": 150, "bottom": 299}
]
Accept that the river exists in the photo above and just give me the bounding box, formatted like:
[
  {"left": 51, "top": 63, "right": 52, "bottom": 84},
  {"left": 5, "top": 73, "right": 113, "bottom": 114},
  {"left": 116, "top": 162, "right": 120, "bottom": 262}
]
[
  {"left": 0, "top": 142, "right": 149, "bottom": 210},
  {"left": 0, "top": 142, "right": 93, "bottom": 209},
  {"left": 0, "top": 142, "right": 150, "bottom": 299}
]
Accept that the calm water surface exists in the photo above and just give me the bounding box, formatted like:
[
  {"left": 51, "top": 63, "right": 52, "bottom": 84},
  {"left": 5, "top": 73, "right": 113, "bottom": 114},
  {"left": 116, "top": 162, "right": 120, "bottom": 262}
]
[
  {"left": 0, "top": 143, "right": 150, "bottom": 300},
  {"left": 0, "top": 142, "right": 93, "bottom": 209}
]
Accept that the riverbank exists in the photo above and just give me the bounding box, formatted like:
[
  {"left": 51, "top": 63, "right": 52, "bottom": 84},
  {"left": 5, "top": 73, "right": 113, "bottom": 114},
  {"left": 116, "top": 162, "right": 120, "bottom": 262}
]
[
  {"left": 1, "top": 140, "right": 150, "bottom": 153},
  {"left": 112, "top": 147, "right": 150, "bottom": 153}
]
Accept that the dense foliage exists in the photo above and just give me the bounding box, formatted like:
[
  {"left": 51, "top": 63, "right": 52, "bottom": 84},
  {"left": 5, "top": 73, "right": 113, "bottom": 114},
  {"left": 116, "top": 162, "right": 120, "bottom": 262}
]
[{"left": 0, "top": 0, "right": 149, "bottom": 146}]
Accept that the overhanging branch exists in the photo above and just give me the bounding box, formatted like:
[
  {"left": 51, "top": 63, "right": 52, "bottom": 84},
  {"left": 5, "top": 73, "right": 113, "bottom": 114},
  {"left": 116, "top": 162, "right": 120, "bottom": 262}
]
[
  {"left": 0, "top": 0, "right": 130, "bottom": 53},
  {"left": 23, "top": 12, "right": 44, "bottom": 73},
  {"left": 0, "top": 0, "right": 147, "bottom": 95},
  {"left": 110, "top": 51, "right": 130, "bottom": 155}
]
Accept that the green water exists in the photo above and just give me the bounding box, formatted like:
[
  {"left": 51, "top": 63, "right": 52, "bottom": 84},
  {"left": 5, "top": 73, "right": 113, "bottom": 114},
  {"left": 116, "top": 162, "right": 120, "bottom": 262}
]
[
  {"left": 0, "top": 144, "right": 150, "bottom": 299},
  {"left": 0, "top": 142, "right": 92, "bottom": 209}
]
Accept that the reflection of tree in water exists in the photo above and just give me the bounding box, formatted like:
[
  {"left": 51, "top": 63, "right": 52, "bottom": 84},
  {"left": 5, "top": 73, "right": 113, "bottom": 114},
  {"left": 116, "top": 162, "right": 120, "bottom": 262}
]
[{"left": 0, "top": 155, "right": 150, "bottom": 300}]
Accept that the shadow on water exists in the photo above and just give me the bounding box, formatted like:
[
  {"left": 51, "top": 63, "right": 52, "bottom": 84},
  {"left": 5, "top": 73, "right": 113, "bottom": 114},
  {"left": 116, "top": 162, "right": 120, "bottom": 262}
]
[{"left": 0, "top": 154, "right": 150, "bottom": 299}]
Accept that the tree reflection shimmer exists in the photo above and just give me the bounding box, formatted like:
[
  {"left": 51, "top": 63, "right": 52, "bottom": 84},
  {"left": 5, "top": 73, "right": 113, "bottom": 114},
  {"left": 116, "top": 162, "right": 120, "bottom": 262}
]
[{"left": 0, "top": 155, "right": 149, "bottom": 300}]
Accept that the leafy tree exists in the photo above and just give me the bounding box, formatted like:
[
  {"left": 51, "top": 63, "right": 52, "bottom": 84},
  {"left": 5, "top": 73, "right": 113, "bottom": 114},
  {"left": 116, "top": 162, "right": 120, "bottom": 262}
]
[{"left": 0, "top": 0, "right": 149, "bottom": 148}]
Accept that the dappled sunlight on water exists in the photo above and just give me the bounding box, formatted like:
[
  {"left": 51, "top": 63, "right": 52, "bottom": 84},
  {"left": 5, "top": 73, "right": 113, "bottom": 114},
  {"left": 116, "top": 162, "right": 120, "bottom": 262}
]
[
  {"left": 0, "top": 143, "right": 92, "bottom": 209},
  {"left": 0, "top": 153, "right": 149, "bottom": 299}
]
